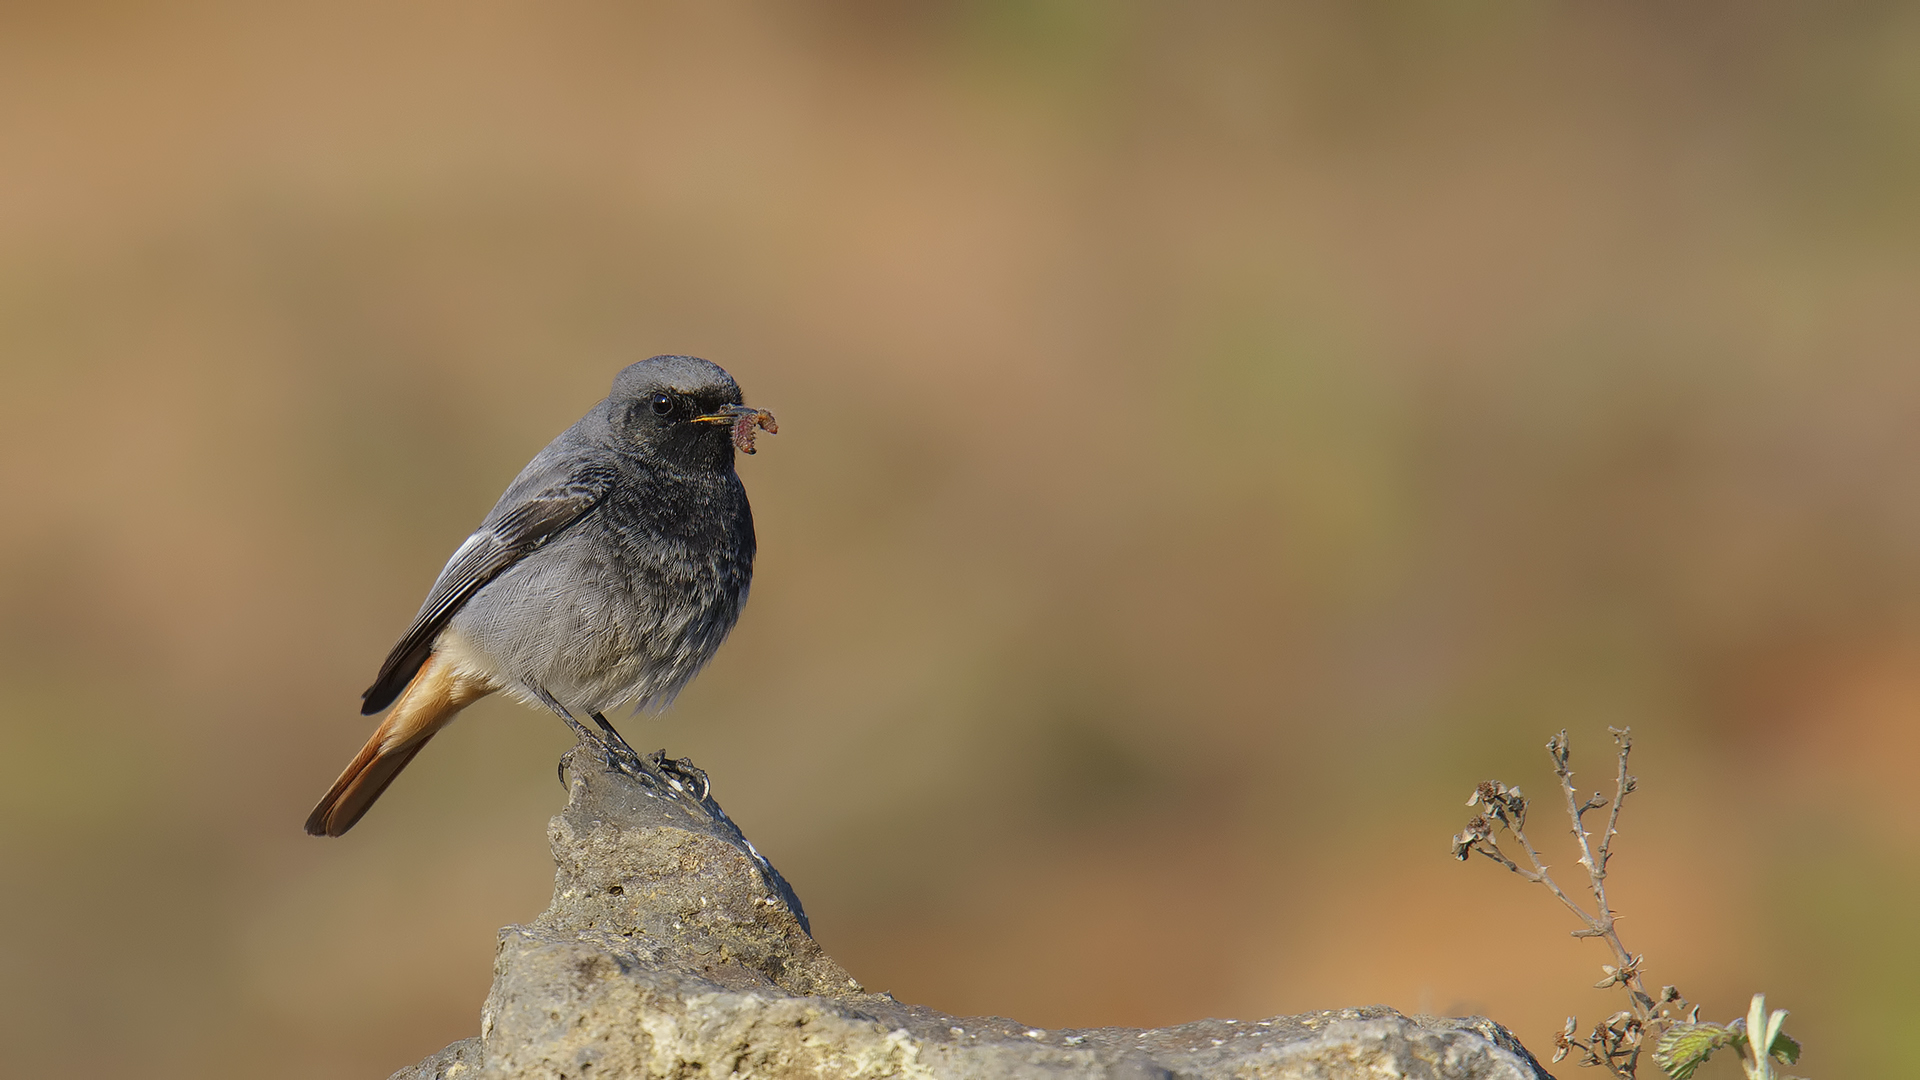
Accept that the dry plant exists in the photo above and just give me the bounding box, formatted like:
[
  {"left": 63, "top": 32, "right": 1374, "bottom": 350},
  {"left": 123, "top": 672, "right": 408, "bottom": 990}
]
[{"left": 1450, "top": 728, "right": 1803, "bottom": 1080}]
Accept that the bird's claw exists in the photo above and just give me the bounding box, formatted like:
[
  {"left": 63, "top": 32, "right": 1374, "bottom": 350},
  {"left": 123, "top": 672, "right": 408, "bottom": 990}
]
[
  {"left": 594, "top": 743, "right": 714, "bottom": 804},
  {"left": 650, "top": 751, "right": 712, "bottom": 801}
]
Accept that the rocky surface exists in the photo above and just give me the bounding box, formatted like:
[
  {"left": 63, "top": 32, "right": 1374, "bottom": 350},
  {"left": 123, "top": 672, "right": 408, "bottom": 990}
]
[{"left": 393, "top": 750, "right": 1555, "bottom": 1080}]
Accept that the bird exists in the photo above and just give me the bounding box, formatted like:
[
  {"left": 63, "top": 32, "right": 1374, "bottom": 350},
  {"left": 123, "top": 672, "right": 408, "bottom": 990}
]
[{"left": 305, "top": 355, "right": 775, "bottom": 837}]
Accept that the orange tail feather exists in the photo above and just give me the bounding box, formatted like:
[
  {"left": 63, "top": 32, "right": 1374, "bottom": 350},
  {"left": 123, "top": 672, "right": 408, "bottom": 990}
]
[{"left": 306, "top": 653, "right": 493, "bottom": 837}]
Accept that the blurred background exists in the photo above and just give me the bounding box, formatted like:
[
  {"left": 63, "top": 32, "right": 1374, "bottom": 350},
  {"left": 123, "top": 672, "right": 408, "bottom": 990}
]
[{"left": 1, "top": 2, "right": 1915, "bottom": 1076}]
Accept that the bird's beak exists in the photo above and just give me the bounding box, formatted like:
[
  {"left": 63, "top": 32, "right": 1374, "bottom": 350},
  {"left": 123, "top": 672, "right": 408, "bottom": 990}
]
[{"left": 692, "top": 403, "right": 763, "bottom": 425}]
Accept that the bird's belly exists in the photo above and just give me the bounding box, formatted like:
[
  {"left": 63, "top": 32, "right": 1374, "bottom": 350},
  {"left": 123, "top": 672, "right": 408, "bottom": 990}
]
[{"left": 441, "top": 535, "right": 739, "bottom": 716}]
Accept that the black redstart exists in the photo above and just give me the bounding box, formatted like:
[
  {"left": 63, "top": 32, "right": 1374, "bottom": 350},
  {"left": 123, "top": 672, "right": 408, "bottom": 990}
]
[{"left": 305, "top": 355, "right": 776, "bottom": 837}]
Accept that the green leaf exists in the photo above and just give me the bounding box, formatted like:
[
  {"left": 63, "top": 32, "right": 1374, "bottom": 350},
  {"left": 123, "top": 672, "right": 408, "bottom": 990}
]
[
  {"left": 1652, "top": 1023, "right": 1732, "bottom": 1080},
  {"left": 1770, "top": 1029, "right": 1801, "bottom": 1065}
]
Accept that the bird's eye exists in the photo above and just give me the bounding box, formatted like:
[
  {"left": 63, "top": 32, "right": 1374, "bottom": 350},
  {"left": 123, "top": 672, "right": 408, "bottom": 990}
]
[{"left": 649, "top": 394, "right": 674, "bottom": 416}]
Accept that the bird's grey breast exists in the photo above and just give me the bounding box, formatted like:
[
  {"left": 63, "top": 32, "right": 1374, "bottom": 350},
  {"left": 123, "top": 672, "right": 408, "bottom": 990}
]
[{"left": 448, "top": 459, "right": 754, "bottom": 714}]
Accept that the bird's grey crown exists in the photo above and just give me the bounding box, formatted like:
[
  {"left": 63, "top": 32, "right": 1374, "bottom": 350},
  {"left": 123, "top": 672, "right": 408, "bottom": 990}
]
[{"left": 610, "top": 355, "right": 743, "bottom": 407}]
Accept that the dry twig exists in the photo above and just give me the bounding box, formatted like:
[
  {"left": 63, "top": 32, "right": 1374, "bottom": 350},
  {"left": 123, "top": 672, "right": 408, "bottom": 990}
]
[{"left": 1450, "top": 730, "right": 1800, "bottom": 1080}]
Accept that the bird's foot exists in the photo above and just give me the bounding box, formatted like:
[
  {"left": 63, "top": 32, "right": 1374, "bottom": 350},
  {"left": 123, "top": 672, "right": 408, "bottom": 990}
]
[
  {"left": 645, "top": 750, "right": 712, "bottom": 801},
  {"left": 576, "top": 712, "right": 715, "bottom": 811},
  {"left": 594, "top": 742, "right": 715, "bottom": 806}
]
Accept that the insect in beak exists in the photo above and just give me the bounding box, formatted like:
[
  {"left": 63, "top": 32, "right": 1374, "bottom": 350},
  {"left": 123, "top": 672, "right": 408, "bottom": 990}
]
[{"left": 693, "top": 404, "right": 779, "bottom": 454}]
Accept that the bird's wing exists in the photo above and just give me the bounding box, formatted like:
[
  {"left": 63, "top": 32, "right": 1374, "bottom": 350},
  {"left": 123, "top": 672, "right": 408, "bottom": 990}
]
[{"left": 360, "top": 457, "right": 618, "bottom": 714}]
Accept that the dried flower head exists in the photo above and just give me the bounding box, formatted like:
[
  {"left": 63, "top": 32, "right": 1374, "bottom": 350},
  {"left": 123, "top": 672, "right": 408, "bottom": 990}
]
[
  {"left": 1551, "top": 1016, "right": 1578, "bottom": 1064},
  {"left": 1466, "top": 780, "right": 1527, "bottom": 828},
  {"left": 1451, "top": 815, "right": 1493, "bottom": 861}
]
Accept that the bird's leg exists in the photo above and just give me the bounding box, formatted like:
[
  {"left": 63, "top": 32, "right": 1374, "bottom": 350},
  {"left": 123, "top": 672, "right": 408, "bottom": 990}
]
[
  {"left": 531, "top": 686, "right": 646, "bottom": 782},
  {"left": 557, "top": 709, "right": 628, "bottom": 767},
  {"left": 589, "top": 710, "right": 640, "bottom": 758}
]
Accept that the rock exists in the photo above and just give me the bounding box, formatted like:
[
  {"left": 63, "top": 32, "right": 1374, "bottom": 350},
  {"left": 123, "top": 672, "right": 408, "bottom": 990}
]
[
  {"left": 391, "top": 1037, "right": 481, "bottom": 1080},
  {"left": 393, "top": 750, "right": 1555, "bottom": 1080}
]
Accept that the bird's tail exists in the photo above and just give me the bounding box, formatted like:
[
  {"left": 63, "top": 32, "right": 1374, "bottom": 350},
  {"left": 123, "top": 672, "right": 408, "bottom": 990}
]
[{"left": 305, "top": 653, "right": 493, "bottom": 837}]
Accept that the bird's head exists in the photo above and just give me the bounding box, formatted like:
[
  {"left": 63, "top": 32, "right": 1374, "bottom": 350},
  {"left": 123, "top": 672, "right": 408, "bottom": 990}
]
[{"left": 606, "top": 355, "right": 775, "bottom": 467}]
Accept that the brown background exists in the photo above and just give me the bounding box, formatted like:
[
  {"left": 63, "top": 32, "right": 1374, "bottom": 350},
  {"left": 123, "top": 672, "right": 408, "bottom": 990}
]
[{"left": 2, "top": 3, "right": 1915, "bottom": 1077}]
